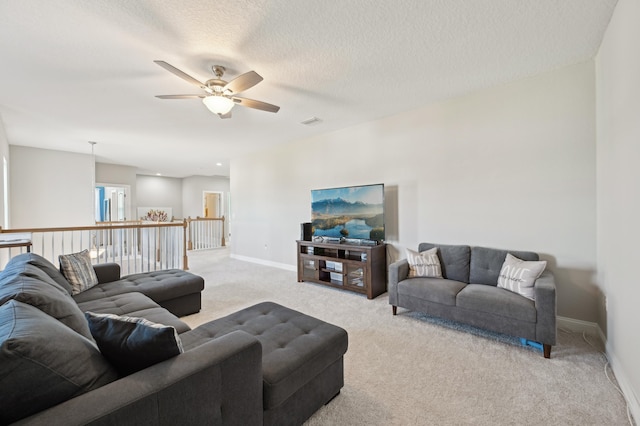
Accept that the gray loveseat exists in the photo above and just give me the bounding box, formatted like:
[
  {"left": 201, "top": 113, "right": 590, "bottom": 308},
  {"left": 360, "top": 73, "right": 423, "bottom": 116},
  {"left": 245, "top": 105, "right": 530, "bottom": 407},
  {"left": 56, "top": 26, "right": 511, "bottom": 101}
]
[
  {"left": 389, "top": 243, "right": 556, "bottom": 358},
  {"left": 1, "top": 253, "right": 347, "bottom": 425}
]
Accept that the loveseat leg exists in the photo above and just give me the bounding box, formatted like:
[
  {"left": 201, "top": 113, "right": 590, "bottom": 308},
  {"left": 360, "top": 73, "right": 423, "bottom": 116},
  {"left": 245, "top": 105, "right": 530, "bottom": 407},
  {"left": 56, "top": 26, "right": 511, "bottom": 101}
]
[
  {"left": 543, "top": 344, "right": 551, "bottom": 359},
  {"left": 392, "top": 305, "right": 397, "bottom": 316}
]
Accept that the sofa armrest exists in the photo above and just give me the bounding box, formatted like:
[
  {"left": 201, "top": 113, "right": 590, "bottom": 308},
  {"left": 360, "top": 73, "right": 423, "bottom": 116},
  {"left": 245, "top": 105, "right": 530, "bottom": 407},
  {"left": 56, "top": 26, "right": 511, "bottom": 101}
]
[
  {"left": 93, "top": 262, "right": 121, "bottom": 284},
  {"left": 14, "top": 331, "right": 263, "bottom": 426},
  {"left": 388, "top": 259, "right": 409, "bottom": 306},
  {"left": 534, "top": 271, "right": 557, "bottom": 346}
]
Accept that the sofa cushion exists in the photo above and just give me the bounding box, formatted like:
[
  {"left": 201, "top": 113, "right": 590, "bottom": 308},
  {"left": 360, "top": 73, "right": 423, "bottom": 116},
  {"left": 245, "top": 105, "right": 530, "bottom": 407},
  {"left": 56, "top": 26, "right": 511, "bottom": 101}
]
[
  {"left": 59, "top": 250, "right": 99, "bottom": 295},
  {"left": 72, "top": 269, "right": 204, "bottom": 305},
  {"left": 497, "top": 254, "right": 547, "bottom": 300},
  {"left": 397, "top": 277, "right": 466, "bottom": 306},
  {"left": 0, "top": 271, "right": 94, "bottom": 340},
  {"left": 418, "top": 243, "right": 471, "bottom": 283},
  {"left": 85, "top": 311, "right": 184, "bottom": 376},
  {"left": 456, "top": 284, "right": 537, "bottom": 322},
  {"left": 1, "top": 259, "right": 72, "bottom": 296},
  {"left": 0, "top": 300, "right": 118, "bottom": 424},
  {"left": 406, "top": 247, "right": 442, "bottom": 278},
  {"left": 77, "top": 292, "right": 191, "bottom": 333},
  {"left": 469, "top": 246, "right": 539, "bottom": 286},
  {"left": 4, "top": 252, "right": 74, "bottom": 295}
]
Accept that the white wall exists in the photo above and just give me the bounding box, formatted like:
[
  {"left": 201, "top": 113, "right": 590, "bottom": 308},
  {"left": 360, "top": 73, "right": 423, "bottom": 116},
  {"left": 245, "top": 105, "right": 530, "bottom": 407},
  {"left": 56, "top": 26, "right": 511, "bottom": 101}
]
[
  {"left": 9, "top": 146, "right": 93, "bottom": 227},
  {"left": 136, "top": 175, "right": 183, "bottom": 220},
  {"left": 231, "top": 61, "right": 598, "bottom": 322},
  {"left": 596, "top": 0, "right": 640, "bottom": 419},
  {"left": 0, "top": 116, "right": 9, "bottom": 228}
]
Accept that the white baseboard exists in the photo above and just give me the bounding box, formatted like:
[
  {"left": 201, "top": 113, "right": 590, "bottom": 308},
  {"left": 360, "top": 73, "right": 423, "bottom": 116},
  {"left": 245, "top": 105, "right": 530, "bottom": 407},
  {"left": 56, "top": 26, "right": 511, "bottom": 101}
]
[
  {"left": 605, "top": 340, "right": 640, "bottom": 425},
  {"left": 230, "top": 254, "right": 296, "bottom": 272},
  {"left": 557, "top": 316, "right": 638, "bottom": 424}
]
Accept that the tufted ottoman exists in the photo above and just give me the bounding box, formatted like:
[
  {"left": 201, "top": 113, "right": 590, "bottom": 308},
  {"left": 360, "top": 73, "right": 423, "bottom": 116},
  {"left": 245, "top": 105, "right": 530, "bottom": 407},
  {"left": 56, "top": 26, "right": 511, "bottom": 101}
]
[{"left": 181, "top": 301, "right": 349, "bottom": 426}]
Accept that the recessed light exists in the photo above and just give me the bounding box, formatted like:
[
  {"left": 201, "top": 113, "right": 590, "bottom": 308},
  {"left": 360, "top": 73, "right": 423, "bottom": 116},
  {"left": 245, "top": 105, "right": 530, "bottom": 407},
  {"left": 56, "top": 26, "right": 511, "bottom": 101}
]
[
  {"left": 156, "top": 173, "right": 162, "bottom": 176},
  {"left": 216, "top": 162, "right": 222, "bottom": 166}
]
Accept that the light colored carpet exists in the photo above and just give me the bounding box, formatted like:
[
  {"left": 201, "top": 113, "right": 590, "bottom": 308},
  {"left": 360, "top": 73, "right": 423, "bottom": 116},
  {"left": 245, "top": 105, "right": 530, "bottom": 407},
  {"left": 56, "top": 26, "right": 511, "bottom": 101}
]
[{"left": 182, "top": 248, "right": 634, "bottom": 425}]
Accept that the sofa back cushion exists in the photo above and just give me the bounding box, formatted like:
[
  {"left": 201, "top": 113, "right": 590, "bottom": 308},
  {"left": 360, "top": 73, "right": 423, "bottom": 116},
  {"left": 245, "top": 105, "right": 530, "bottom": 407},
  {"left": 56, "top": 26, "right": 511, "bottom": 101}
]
[
  {"left": 418, "top": 243, "right": 471, "bottom": 283},
  {"left": 469, "top": 246, "right": 539, "bottom": 286},
  {"left": 4, "top": 253, "right": 74, "bottom": 295},
  {"left": 0, "top": 270, "right": 94, "bottom": 340},
  {"left": 0, "top": 300, "right": 118, "bottom": 424}
]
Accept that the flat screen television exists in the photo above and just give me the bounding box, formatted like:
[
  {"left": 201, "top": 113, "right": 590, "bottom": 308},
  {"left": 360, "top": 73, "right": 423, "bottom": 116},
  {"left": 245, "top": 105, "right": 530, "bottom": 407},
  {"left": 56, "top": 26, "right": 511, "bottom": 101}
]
[{"left": 311, "top": 183, "right": 385, "bottom": 242}]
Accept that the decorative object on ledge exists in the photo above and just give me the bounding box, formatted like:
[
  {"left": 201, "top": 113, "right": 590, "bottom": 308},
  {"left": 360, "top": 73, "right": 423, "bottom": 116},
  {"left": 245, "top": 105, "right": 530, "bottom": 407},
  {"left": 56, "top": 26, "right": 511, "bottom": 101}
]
[{"left": 137, "top": 207, "right": 172, "bottom": 222}]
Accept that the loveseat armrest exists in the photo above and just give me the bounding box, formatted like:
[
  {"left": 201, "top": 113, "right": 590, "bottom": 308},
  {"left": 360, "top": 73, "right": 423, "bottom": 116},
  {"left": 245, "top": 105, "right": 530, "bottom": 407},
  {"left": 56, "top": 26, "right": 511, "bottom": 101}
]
[
  {"left": 388, "top": 259, "right": 409, "bottom": 308},
  {"left": 92, "top": 262, "right": 121, "bottom": 284},
  {"left": 14, "top": 330, "right": 263, "bottom": 426},
  {"left": 534, "top": 271, "right": 557, "bottom": 350}
]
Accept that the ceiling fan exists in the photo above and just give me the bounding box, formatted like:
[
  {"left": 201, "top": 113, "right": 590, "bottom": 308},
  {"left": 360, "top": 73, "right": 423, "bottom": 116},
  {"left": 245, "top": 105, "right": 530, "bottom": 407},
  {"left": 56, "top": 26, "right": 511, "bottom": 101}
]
[{"left": 154, "top": 60, "right": 280, "bottom": 119}]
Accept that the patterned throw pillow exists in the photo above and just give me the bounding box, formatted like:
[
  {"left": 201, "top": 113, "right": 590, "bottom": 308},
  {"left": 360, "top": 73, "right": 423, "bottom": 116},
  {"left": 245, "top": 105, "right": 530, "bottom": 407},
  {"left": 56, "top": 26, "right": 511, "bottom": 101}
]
[
  {"left": 59, "top": 250, "right": 99, "bottom": 295},
  {"left": 406, "top": 247, "right": 442, "bottom": 278},
  {"left": 497, "top": 253, "right": 547, "bottom": 300},
  {"left": 85, "top": 312, "right": 184, "bottom": 376}
]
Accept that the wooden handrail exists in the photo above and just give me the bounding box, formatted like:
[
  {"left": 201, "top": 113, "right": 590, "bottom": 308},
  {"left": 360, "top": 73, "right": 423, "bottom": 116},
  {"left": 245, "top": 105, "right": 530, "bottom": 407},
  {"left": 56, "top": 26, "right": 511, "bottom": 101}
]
[{"left": 2, "top": 222, "right": 186, "bottom": 234}]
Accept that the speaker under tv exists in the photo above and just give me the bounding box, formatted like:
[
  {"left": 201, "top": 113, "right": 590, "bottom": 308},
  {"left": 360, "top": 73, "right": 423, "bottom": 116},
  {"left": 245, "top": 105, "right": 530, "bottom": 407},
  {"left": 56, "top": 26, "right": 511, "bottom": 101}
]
[{"left": 300, "top": 222, "right": 312, "bottom": 241}]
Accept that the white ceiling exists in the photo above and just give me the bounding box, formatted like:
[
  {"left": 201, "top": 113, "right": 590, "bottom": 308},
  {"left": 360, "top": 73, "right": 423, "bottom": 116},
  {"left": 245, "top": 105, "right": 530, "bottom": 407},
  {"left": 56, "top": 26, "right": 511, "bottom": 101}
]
[{"left": 0, "top": 0, "right": 617, "bottom": 178}]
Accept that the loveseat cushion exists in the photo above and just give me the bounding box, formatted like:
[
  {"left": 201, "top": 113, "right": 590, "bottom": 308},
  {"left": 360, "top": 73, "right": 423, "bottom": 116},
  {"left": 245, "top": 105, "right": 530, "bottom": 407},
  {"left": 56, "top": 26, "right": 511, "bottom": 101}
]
[
  {"left": 398, "top": 277, "right": 466, "bottom": 306},
  {"left": 0, "top": 270, "right": 94, "bottom": 340},
  {"left": 72, "top": 269, "right": 204, "bottom": 305},
  {"left": 469, "top": 246, "right": 539, "bottom": 286},
  {"left": 4, "top": 252, "right": 74, "bottom": 295},
  {"left": 456, "top": 284, "right": 537, "bottom": 322},
  {"left": 76, "top": 292, "right": 191, "bottom": 333},
  {"left": 418, "top": 243, "right": 471, "bottom": 283},
  {"left": 0, "top": 300, "right": 118, "bottom": 424}
]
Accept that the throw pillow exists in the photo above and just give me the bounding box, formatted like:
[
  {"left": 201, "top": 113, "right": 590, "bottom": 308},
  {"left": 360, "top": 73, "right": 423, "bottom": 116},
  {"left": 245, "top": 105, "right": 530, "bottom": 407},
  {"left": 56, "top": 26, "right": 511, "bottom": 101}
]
[
  {"left": 0, "top": 300, "right": 117, "bottom": 424},
  {"left": 497, "top": 253, "right": 547, "bottom": 300},
  {"left": 85, "top": 312, "right": 184, "bottom": 376},
  {"left": 406, "top": 247, "right": 443, "bottom": 278},
  {"left": 59, "top": 249, "right": 99, "bottom": 295}
]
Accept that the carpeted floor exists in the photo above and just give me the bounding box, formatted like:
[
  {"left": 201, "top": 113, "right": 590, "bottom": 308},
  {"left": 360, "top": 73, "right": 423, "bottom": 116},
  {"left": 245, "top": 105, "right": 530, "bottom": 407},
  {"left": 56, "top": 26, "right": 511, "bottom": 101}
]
[{"left": 181, "top": 248, "right": 634, "bottom": 426}]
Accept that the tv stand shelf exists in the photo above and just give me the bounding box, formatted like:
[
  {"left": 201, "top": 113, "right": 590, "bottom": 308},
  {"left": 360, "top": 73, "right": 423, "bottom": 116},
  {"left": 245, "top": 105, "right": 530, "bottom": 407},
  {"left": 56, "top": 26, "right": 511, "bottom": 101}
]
[{"left": 296, "top": 240, "right": 387, "bottom": 299}]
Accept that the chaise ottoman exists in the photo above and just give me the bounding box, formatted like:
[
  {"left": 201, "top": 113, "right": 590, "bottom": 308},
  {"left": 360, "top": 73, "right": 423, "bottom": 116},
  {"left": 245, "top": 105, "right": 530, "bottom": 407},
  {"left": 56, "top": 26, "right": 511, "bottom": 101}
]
[{"left": 181, "top": 301, "right": 349, "bottom": 426}]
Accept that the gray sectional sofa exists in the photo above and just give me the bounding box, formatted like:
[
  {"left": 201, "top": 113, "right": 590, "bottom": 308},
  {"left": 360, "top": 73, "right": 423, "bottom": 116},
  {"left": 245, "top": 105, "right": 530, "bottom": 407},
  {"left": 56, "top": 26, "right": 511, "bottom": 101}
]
[
  {"left": 389, "top": 243, "right": 556, "bottom": 358},
  {"left": 1, "top": 253, "right": 348, "bottom": 425}
]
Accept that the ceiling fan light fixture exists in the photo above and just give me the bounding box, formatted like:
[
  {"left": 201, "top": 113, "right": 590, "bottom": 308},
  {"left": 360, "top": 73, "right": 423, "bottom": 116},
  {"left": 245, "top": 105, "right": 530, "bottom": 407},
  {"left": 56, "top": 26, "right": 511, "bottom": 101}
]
[{"left": 202, "top": 95, "right": 234, "bottom": 115}]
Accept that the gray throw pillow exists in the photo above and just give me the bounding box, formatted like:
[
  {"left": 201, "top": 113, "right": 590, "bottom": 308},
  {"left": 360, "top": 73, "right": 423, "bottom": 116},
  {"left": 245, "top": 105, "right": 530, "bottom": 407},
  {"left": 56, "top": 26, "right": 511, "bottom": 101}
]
[
  {"left": 0, "top": 301, "right": 118, "bottom": 424},
  {"left": 59, "top": 250, "right": 99, "bottom": 295},
  {"left": 0, "top": 271, "right": 94, "bottom": 340},
  {"left": 497, "top": 253, "right": 547, "bottom": 300},
  {"left": 85, "top": 311, "right": 184, "bottom": 376}
]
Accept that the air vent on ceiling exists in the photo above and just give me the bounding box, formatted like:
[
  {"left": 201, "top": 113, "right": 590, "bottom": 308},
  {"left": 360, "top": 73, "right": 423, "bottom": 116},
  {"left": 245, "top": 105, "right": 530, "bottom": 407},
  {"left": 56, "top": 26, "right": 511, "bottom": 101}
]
[{"left": 300, "top": 116, "right": 322, "bottom": 126}]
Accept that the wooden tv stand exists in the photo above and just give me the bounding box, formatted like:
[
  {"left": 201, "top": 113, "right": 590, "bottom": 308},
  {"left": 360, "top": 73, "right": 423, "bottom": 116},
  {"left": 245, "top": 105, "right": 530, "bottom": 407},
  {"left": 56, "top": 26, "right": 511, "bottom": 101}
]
[{"left": 296, "top": 240, "right": 387, "bottom": 299}]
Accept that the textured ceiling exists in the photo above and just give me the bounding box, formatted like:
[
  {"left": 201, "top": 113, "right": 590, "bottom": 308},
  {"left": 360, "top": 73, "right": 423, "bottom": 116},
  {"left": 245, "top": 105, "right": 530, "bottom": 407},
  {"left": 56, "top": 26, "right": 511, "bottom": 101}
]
[{"left": 0, "top": 0, "right": 617, "bottom": 177}]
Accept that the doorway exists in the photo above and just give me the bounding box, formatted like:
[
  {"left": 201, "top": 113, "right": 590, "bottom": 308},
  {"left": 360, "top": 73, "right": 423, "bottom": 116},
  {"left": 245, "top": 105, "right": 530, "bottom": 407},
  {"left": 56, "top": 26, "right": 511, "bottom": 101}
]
[
  {"left": 96, "top": 184, "right": 130, "bottom": 222},
  {"left": 203, "top": 191, "right": 223, "bottom": 218}
]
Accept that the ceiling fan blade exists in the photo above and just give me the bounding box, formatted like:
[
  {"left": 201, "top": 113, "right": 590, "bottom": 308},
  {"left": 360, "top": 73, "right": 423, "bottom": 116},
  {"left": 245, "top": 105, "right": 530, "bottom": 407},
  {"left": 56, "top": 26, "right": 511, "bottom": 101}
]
[
  {"left": 154, "top": 61, "right": 206, "bottom": 89},
  {"left": 233, "top": 97, "right": 280, "bottom": 113},
  {"left": 224, "top": 71, "right": 263, "bottom": 93},
  {"left": 218, "top": 111, "right": 232, "bottom": 119},
  {"left": 155, "top": 94, "right": 205, "bottom": 99}
]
